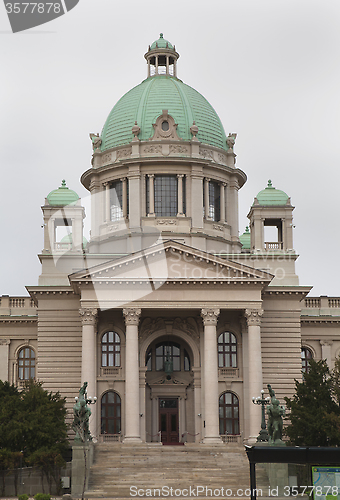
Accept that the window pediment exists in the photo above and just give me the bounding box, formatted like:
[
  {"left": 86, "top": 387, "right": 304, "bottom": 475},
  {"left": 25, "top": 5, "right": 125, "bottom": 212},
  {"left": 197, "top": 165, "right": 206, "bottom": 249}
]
[{"left": 150, "top": 110, "right": 181, "bottom": 141}]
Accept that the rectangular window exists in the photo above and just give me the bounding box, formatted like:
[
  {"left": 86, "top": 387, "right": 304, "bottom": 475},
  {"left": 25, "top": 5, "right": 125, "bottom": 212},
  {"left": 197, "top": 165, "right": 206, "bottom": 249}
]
[
  {"left": 209, "top": 181, "right": 220, "bottom": 221},
  {"left": 154, "top": 176, "right": 177, "bottom": 216},
  {"left": 110, "top": 181, "right": 123, "bottom": 221}
]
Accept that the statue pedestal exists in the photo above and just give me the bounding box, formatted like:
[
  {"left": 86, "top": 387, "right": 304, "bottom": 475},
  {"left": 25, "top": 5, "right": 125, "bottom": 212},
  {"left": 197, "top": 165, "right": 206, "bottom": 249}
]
[
  {"left": 71, "top": 442, "right": 94, "bottom": 497},
  {"left": 265, "top": 462, "right": 289, "bottom": 496}
]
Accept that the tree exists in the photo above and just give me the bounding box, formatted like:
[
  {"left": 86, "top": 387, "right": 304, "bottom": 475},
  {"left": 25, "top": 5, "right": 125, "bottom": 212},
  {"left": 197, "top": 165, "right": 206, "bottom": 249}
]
[
  {"left": 0, "top": 380, "right": 69, "bottom": 495},
  {"left": 20, "top": 380, "right": 68, "bottom": 461},
  {"left": 284, "top": 359, "right": 340, "bottom": 446}
]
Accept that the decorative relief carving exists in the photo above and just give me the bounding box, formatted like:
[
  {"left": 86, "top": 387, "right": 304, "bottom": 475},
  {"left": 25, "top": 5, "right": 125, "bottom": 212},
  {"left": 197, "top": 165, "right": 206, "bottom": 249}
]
[
  {"left": 139, "top": 318, "right": 165, "bottom": 342},
  {"left": 226, "top": 133, "right": 237, "bottom": 151},
  {"left": 116, "top": 147, "right": 132, "bottom": 159},
  {"left": 123, "top": 308, "right": 141, "bottom": 326},
  {"left": 142, "top": 145, "right": 162, "bottom": 155},
  {"left": 0, "top": 339, "right": 10, "bottom": 345},
  {"left": 245, "top": 309, "right": 264, "bottom": 326},
  {"left": 199, "top": 148, "right": 213, "bottom": 159},
  {"left": 156, "top": 219, "right": 178, "bottom": 225},
  {"left": 173, "top": 317, "right": 200, "bottom": 343},
  {"left": 101, "top": 153, "right": 112, "bottom": 165},
  {"left": 213, "top": 224, "right": 224, "bottom": 232},
  {"left": 79, "top": 308, "right": 98, "bottom": 326},
  {"left": 150, "top": 110, "right": 181, "bottom": 141},
  {"left": 201, "top": 308, "right": 220, "bottom": 326},
  {"left": 169, "top": 145, "right": 189, "bottom": 154},
  {"left": 320, "top": 340, "right": 334, "bottom": 346},
  {"left": 218, "top": 153, "right": 227, "bottom": 164}
]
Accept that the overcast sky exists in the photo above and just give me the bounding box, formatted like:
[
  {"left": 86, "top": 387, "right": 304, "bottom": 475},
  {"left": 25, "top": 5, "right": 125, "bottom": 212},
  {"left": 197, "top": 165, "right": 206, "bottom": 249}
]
[{"left": 1, "top": 0, "right": 340, "bottom": 297}]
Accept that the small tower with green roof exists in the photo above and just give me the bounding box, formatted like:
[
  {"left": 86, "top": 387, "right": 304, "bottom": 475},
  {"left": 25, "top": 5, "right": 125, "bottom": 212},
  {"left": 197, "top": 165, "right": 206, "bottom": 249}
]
[
  {"left": 144, "top": 33, "right": 179, "bottom": 78},
  {"left": 42, "top": 180, "right": 85, "bottom": 255},
  {"left": 247, "top": 180, "right": 294, "bottom": 252}
]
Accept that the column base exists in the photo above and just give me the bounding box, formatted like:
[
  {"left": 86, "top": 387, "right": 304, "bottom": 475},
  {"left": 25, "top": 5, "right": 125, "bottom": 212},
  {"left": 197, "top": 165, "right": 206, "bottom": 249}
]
[
  {"left": 123, "top": 436, "right": 143, "bottom": 444},
  {"left": 203, "top": 436, "right": 223, "bottom": 444}
]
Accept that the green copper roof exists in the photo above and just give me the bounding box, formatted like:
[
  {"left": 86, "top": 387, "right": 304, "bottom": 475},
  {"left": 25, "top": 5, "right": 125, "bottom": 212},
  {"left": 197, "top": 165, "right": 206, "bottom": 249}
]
[
  {"left": 150, "top": 33, "right": 174, "bottom": 50},
  {"left": 47, "top": 180, "right": 79, "bottom": 206},
  {"left": 239, "top": 226, "right": 251, "bottom": 249},
  {"left": 60, "top": 233, "right": 88, "bottom": 248},
  {"left": 255, "top": 180, "right": 289, "bottom": 206},
  {"left": 101, "top": 75, "right": 228, "bottom": 152}
]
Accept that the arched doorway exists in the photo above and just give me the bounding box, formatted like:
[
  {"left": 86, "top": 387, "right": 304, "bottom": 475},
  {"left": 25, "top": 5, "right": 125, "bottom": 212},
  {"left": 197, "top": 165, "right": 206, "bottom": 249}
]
[
  {"left": 219, "top": 392, "right": 240, "bottom": 436},
  {"left": 144, "top": 336, "right": 194, "bottom": 443},
  {"left": 101, "top": 391, "right": 121, "bottom": 435}
]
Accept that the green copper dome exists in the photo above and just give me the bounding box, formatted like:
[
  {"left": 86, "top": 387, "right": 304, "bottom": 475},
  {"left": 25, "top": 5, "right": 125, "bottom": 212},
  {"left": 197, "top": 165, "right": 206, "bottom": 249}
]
[
  {"left": 239, "top": 226, "right": 251, "bottom": 249},
  {"left": 60, "top": 233, "right": 88, "bottom": 249},
  {"left": 150, "top": 33, "right": 174, "bottom": 50},
  {"left": 255, "top": 180, "right": 289, "bottom": 206},
  {"left": 47, "top": 180, "right": 79, "bottom": 206},
  {"left": 101, "top": 75, "right": 228, "bottom": 151}
]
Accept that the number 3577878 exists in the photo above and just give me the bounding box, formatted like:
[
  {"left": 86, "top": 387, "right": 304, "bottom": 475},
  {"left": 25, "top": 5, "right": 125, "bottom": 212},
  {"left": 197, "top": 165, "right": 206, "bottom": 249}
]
[{"left": 5, "top": 3, "right": 61, "bottom": 14}]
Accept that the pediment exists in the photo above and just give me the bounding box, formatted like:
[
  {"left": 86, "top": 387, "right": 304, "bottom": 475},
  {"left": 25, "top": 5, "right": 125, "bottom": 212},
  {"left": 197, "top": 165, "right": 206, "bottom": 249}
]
[{"left": 70, "top": 240, "right": 273, "bottom": 286}]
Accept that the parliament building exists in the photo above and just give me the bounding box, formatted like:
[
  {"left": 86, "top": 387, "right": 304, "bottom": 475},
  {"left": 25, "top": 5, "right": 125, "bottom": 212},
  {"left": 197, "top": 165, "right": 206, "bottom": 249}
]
[{"left": 1, "top": 34, "right": 339, "bottom": 445}]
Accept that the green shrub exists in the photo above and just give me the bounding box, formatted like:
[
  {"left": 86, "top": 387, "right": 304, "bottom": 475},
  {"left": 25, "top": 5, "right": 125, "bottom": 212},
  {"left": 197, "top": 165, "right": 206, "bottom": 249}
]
[
  {"left": 34, "top": 494, "right": 51, "bottom": 500},
  {"left": 18, "top": 495, "right": 29, "bottom": 500}
]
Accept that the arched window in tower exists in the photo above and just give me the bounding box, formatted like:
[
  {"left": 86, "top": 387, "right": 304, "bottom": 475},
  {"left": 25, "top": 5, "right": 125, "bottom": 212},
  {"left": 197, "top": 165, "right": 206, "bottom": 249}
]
[
  {"left": 18, "top": 347, "right": 35, "bottom": 381},
  {"left": 219, "top": 392, "right": 239, "bottom": 435},
  {"left": 218, "top": 332, "right": 237, "bottom": 368},
  {"left": 301, "top": 347, "right": 313, "bottom": 374},
  {"left": 101, "top": 391, "right": 121, "bottom": 435},
  {"left": 101, "top": 332, "right": 121, "bottom": 367}
]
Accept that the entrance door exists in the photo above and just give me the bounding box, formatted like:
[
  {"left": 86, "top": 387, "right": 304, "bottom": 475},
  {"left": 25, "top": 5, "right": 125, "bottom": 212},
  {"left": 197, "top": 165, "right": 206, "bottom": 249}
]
[{"left": 159, "top": 398, "right": 179, "bottom": 443}]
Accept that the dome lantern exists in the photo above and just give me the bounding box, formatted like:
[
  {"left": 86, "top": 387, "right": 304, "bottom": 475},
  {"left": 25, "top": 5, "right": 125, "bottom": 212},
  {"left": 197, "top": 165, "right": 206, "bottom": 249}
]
[{"left": 144, "top": 33, "right": 180, "bottom": 78}]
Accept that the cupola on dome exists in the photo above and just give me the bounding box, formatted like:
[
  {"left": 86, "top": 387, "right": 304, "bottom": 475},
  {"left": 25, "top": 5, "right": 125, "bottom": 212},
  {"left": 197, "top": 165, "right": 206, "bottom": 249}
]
[
  {"left": 150, "top": 33, "right": 174, "bottom": 50},
  {"left": 100, "top": 35, "right": 229, "bottom": 152},
  {"left": 255, "top": 180, "right": 289, "bottom": 206},
  {"left": 46, "top": 180, "right": 80, "bottom": 206}
]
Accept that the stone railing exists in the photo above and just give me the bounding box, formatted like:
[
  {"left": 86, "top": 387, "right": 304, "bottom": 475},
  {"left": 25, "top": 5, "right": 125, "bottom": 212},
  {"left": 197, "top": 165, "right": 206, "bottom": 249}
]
[
  {"left": 265, "top": 242, "right": 283, "bottom": 250},
  {"left": 304, "top": 297, "right": 340, "bottom": 309},
  {"left": 218, "top": 367, "right": 239, "bottom": 378},
  {"left": 98, "top": 433, "right": 122, "bottom": 443},
  {"left": 220, "top": 434, "right": 242, "bottom": 444},
  {"left": 0, "top": 296, "right": 37, "bottom": 316}
]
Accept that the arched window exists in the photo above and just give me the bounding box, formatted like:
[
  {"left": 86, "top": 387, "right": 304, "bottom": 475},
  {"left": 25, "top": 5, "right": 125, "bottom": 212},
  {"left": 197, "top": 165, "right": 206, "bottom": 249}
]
[
  {"left": 218, "top": 332, "right": 237, "bottom": 368},
  {"left": 155, "top": 342, "right": 181, "bottom": 371},
  {"left": 18, "top": 347, "right": 35, "bottom": 380},
  {"left": 101, "top": 332, "right": 121, "bottom": 367},
  {"left": 301, "top": 347, "right": 313, "bottom": 374},
  {"left": 219, "top": 392, "right": 239, "bottom": 435},
  {"left": 101, "top": 391, "right": 121, "bottom": 434}
]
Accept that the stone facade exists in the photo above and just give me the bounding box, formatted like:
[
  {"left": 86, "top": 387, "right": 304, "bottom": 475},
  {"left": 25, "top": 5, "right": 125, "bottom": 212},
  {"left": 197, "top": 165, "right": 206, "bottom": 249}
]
[{"left": 1, "top": 36, "right": 339, "bottom": 445}]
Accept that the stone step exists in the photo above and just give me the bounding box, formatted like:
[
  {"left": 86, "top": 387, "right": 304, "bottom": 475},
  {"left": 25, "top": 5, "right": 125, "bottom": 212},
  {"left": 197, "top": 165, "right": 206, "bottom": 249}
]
[{"left": 86, "top": 443, "right": 270, "bottom": 498}]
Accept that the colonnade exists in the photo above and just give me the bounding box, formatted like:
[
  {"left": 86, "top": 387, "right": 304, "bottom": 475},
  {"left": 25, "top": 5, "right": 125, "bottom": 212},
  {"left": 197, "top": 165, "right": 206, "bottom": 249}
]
[{"left": 79, "top": 306, "right": 263, "bottom": 443}]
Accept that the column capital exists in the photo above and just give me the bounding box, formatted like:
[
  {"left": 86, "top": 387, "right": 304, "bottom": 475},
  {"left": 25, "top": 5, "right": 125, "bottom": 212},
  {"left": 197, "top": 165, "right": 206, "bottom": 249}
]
[
  {"left": 320, "top": 340, "right": 333, "bottom": 347},
  {"left": 147, "top": 174, "right": 154, "bottom": 179},
  {"left": 221, "top": 182, "right": 227, "bottom": 188},
  {"left": 177, "top": 174, "right": 184, "bottom": 178},
  {"left": 245, "top": 309, "right": 263, "bottom": 326},
  {"left": 229, "top": 178, "right": 239, "bottom": 190},
  {"left": 103, "top": 181, "right": 109, "bottom": 187},
  {"left": 201, "top": 308, "right": 220, "bottom": 326},
  {"left": 123, "top": 308, "right": 142, "bottom": 325},
  {"left": 204, "top": 177, "right": 211, "bottom": 183},
  {"left": 79, "top": 307, "right": 98, "bottom": 326}
]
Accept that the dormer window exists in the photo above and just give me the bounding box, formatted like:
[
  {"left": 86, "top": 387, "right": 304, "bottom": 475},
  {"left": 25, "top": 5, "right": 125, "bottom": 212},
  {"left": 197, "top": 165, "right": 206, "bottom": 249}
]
[{"left": 162, "top": 121, "right": 169, "bottom": 132}]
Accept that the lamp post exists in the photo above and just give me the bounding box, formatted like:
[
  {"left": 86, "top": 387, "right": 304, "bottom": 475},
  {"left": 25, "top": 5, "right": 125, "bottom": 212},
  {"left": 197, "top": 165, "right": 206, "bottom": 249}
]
[{"left": 252, "top": 390, "right": 270, "bottom": 442}]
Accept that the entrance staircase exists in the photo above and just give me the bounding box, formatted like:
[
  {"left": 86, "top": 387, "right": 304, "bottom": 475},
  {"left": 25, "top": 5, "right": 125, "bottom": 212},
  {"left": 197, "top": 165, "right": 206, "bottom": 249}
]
[{"left": 86, "top": 443, "right": 269, "bottom": 498}]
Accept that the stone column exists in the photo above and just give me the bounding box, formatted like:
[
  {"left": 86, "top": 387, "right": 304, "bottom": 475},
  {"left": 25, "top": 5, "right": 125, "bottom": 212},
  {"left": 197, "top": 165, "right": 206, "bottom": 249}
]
[
  {"left": 220, "top": 183, "right": 226, "bottom": 223},
  {"left": 245, "top": 309, "right": 263, "bottom": 444},
  {"left": 320, "top": 340, "right": 333, "bottom": 369},
  {"left": 177, "top": 174, "right": 184, "bottom": 216},
  {"left": 155, "top": 56, "right": 158, "bottom": 75},
  {"left": 201, "top": 308, "right": 221, "bottom": 444},
  {"left": 204, "top": 178, "right": 210, "bottom": 219},
  {"left": 121, "top": 177, "right": 128, "bottom": 219},
  {"left": 228, "top": 178, "right": 239, "bottom": 247},
  {"left": 148, "top": 174, "right": 155, "bottom": 217},
  {"left": 79, "top": 307, "right": 98, "bottom": 438},
  {"left": 123, "top": 308, "right": 142, "bottom": 442},
  {"left": 103, "top": 182, "right": 110, "bottom": 223},
  {"left": 166, "top": 55, "right": 169, "bottom": 75}
]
